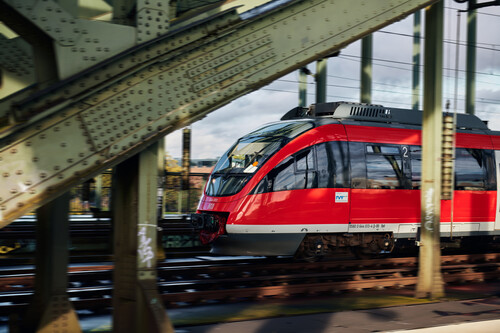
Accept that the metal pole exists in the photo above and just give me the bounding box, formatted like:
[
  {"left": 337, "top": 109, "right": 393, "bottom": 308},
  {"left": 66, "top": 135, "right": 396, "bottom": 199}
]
[
  {"left": 412, "top": 11, "right": 421, "bottom": 110},
  {"left": 157, "top": 138, "right": 167, "bottom": 260},
  {"left": 158, "top": 138, "right": 166, "bottom": 219},
  {"left": 466, "top": 0, "right": 477, "bottom": 115},
  {"left": 360, "top": 34, "right": 372, "bottom": 104},
  {"left": 182, "top": 127, "right": 191, "bottom": 213},
  {"left": 21, "top": 192, "right": 81, "bottom": 332},
  {"left": 94, "top": 175, "right": 102, "bottom": 211},
  {"left": 299, "top": 67, "right": 308, "bottom": 107},
  {"left": 315, "top": 60, "right": 327, "bottom": 103},
  {"left": 415, "top": 0, "right": 445, "bottom": 299}
]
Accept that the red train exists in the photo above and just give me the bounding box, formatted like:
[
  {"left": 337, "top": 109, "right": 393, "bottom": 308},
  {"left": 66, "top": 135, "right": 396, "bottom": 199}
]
[{"left": 192, "top": 102, "right": 500, "bottom": 259}]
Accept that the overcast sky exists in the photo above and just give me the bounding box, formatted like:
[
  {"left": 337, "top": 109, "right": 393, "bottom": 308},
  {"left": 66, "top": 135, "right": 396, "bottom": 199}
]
[{"left": 166, "top": 0, "right": 500, "bottom": 159}]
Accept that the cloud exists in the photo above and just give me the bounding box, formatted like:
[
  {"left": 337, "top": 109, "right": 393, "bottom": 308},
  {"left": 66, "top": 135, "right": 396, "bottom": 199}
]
[
  {"left": 167, "top": 87, "right": 299, "bottom": 158},
  {"left": 167, "top": 1, "right": 500, "bottom": 159}
]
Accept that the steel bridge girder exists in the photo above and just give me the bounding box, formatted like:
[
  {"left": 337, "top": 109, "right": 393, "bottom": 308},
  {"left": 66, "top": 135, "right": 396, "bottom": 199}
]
[{"left": 0, "top": 0, "right": 437, "bottom": 226}]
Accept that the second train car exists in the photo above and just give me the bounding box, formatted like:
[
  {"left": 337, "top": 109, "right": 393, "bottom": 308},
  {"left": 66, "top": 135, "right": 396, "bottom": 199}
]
[{"left": 191, "top": 102, "right": 500, "bottom": 259}]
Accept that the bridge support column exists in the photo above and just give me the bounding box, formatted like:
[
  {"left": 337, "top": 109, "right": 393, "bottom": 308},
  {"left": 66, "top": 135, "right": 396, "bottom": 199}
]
[
  {"left": 298, "top": 67, "right": 309, "bottom": 107},
  {"left": 360, "top": 34, "right": 373, "bottom": 104},
  {"left": 412, "top": 10, "right": 422, "bottom": 111},
  {"left": 112, "top": 142, "right": 174, "bottom": 333},
  {"left": 416, "top": 1, "right": 445, "bottom": 300},
  {"left": 20, "top": 192, "right": 81, "bottom": 332},
  {"left": 157, "top": 138, "right": 167, "bottom": 260},
  {"left": 465, "top": 0, "right": 476, "bottom": 115},
  {"left": 315, "top": 59, "right": 327, "bottom": 103},
  {"left": 181, "top": 128, "right": 191, "bottom": 213}
]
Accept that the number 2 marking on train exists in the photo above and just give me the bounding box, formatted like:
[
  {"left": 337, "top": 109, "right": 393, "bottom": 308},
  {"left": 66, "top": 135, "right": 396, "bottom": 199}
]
[{"left": 402, "top": 146, "right": 409, "bottom": 158}]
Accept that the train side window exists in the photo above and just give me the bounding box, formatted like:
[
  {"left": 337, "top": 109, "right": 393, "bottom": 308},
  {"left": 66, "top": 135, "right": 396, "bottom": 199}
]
[
  {"left": 484, "top": 149, "right": 496, "bottom": 190},
  {"left": 365, "top": 144, "right": 405, "bottom": 189},
  {"left": 349, "top": 142, "right": 367, "bottom": 189},
  {"left": 316, "top": 141, "right": 349, "bottom": 188},
  {"left": 408, "top": 147, "right": 494, "bottom": 191},
  {"left": 330, "top": 141, "right": 350, "bottom": 188},
  {"left": 455, "top": 148, "right": 487, "bottom": 190},
  {"left": 316, "top": 143, "right": 333, "bottom": 188},
  {"left": 410, "top": 146, "right": 422, "bottom": 189}
]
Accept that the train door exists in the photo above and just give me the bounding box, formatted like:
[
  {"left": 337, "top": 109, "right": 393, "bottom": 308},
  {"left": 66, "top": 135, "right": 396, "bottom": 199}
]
[
  {"left": 496, "top": 151, "right": 500, "bottom": 230},
  {"left": 349, "top": 142, "right": 419, "bottom": 230}
]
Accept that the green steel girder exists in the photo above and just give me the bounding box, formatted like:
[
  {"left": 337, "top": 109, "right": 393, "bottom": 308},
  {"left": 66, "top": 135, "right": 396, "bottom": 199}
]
[
  {"left": 1, "top": 0, "right": 136, "bottom": 79},
  {"left": 0, "top": 0, "right": 438, "bottom": 227},
  {"left": 0, "top": 35, "right": 35, "bottom": 99}
]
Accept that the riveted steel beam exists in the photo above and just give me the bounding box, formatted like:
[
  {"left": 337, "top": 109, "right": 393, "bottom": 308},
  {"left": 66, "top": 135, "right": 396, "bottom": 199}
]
[
  {"left": 137, "top": 0, "right": 172, "bottom": 43},
  {"left": 0, "top": 0, "right": 438, "bottom": 227},
  {"left": 2, "top": 0, "right": 136, "bottom": 79},
  {"left": 112, "top": 142, "right": 174, "bottom": 333},
  {"left": 20, "top": 192, "right": 82, "bottom": 332},
  {"left": 0, "top": 36, "right": 35, "bottom": 95}
]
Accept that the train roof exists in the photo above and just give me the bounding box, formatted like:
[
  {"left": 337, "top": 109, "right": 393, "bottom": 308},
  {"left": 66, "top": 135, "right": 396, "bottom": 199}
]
[{"left": 281, "top": 101, "right": 489, "bottom": 131}]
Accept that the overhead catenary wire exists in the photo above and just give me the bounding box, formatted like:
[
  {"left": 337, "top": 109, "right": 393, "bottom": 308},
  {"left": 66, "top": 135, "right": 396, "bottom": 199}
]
[{"left": 261, "top": 86, "right": 499, "bottom": 115}]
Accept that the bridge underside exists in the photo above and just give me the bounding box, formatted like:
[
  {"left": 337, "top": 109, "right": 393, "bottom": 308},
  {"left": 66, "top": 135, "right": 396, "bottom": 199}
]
[{"left": 0, "top": 0, "right": 437, "bottom": 227}]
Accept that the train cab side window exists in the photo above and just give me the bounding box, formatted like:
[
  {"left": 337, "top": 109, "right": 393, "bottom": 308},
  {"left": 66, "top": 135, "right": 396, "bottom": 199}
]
[
  {"left": 365, "top": 144, "right": 406, "bottom": 189},
  {"left": 273, "top": 156, "right": 296, "bottom": 191},
  {"left": 455, "top": 148, "right": 488, "bottom": 190},
  {"left": 293, "top": 148, "right": 318, "bottom": 189},
  {"left": 295, "top": 148, "right": 315, "bottom": 171},
  {"left": 253, "top": 148, "right": 318, "bottom": 193}
]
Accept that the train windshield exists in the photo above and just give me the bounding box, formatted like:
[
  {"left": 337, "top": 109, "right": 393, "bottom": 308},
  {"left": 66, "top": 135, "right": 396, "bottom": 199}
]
[{"left": 206, "top": 121, "right": 314, "bottom": 196}]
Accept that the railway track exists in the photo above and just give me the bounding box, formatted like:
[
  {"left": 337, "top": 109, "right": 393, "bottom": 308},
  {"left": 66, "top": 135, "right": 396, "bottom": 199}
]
[{"left": 1, "top": 253, "right": 499, "bottom": 316}]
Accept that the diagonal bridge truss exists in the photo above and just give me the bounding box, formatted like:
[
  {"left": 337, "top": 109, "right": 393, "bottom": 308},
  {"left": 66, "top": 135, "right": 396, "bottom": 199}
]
[{"left": 0, "top": 0, "right": 437, "bottom": 227}]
